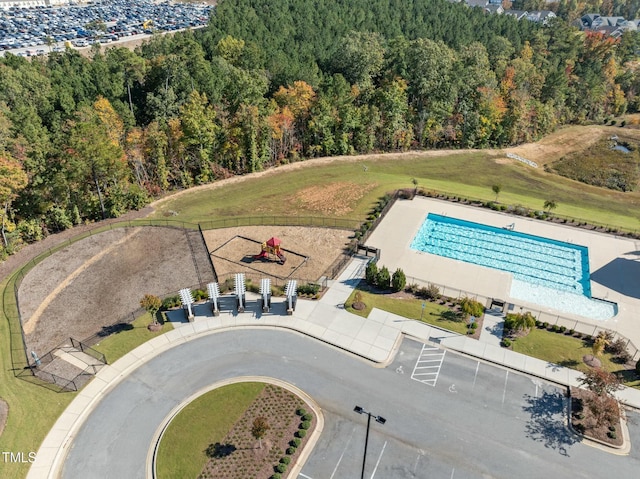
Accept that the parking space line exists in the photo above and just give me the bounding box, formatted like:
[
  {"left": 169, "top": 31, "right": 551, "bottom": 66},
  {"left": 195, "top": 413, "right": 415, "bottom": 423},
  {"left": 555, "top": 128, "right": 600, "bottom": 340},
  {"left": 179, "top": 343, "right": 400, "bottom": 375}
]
[
  {"left": 411, "top": 344, "right": 446, "bottom": 387},
  {"left": 369, "top": 440, "right": 387, "bottom": 479},
  {"left": 298, "top": 473, "right": 313, "bottom": 479},
  {"left": 502, "top": 371, "right": 509, "bottom": 406},
  {"left": 329, "top": 426, "right": 355, "bottom": 479},
  {"left": 472, "top": 362, "right": 480, "bottom": 390}
]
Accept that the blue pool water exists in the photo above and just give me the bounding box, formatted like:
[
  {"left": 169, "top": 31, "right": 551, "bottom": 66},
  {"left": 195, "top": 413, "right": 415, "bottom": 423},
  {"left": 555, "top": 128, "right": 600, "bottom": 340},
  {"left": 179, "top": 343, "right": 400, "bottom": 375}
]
[{"left": 410, "top": 214, "right": 616, "bottom": 319}]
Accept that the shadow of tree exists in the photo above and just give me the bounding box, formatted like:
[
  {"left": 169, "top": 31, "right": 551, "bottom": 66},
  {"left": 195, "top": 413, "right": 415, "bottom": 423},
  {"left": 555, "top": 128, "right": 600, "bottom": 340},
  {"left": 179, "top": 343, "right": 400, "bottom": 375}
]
[
  {"left": 557, "top": 359, "right": 580, "bottom": 368},
  {"left": 97, "top": 322, "right": 133, "bottom": 337},
  {"left": 205, "top": 442, "right": 237, "bottom": 458},
  {"left": 522, "top": 390, "right": 579, "bottom": 457}
]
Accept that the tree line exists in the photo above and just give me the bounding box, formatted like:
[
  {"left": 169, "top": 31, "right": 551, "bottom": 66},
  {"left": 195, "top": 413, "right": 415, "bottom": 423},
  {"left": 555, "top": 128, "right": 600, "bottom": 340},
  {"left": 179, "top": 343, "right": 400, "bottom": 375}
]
[{"left": 1, "top": 0, "right": 639, "bottom": 258}]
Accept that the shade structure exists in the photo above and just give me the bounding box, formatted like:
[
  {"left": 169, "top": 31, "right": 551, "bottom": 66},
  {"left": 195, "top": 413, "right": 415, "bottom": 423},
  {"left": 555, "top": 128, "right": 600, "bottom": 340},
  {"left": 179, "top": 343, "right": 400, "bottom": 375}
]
[{"left": 266, "top": 237, "right": 281, "bottom": 247}]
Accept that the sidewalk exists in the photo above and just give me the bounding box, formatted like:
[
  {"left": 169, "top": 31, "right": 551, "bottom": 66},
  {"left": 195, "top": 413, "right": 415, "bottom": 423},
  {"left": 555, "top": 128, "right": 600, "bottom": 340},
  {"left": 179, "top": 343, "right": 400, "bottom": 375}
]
[{"left": 28, "top": 256, "right": 640, "bottom": 478}]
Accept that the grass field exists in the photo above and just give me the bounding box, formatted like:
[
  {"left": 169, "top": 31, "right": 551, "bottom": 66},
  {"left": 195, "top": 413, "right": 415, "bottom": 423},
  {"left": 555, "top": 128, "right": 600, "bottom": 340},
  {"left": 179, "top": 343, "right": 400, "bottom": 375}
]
[
  {"left": 156, "top": 382, "right": 265, "bottom": 479},
  {"left": 150, "top": 149, "right": 640, "bottom": 232}
]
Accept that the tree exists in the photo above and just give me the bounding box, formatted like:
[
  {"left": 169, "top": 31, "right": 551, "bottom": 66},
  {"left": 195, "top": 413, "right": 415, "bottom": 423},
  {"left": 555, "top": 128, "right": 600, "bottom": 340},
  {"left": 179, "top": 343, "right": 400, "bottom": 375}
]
[
  {"left": 543, "top": 199, "right": 558, "bottom": 213},
  {"left": 504, "top": 311, "right": 536, "bottom": 337},
  {"left": 140, "top": 294, "right": 162, "bottom": 326},
  {"left": 577, "top": 367, "right": 623, "bottom": 427},
  {"left": 376, "top": 266, "right": 391, "bottom": 290},
  {"left": 251, "top": 416, "right": 270, "bottom": 449},
  {"left": 592, "top": 330, "right": 613, "bottom": 357},
  {"left": 0, "top": 155, "right": 28, "bottom": 248},
  {"left": 492, "top": 184, "right": 502, "bottom": 201},
  {"left": 365, "top": 261, "right": 378, "bottom": 285},
  {"left": 391, "top": 268, "right": 406, "bottom": 292}
]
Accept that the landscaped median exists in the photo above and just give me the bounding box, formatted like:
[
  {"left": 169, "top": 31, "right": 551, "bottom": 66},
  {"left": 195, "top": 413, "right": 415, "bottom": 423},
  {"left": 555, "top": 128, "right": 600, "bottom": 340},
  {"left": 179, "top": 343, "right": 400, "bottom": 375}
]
[{"left": 150, "top": 377, "right": 323, "bottom": 479}]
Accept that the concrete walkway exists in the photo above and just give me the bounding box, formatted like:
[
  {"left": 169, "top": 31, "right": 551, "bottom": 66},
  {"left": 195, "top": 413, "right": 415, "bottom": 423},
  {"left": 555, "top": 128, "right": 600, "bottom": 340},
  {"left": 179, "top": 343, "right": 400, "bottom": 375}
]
[{"left": 28, "top": 256, "right": 640, "bottom": 479}]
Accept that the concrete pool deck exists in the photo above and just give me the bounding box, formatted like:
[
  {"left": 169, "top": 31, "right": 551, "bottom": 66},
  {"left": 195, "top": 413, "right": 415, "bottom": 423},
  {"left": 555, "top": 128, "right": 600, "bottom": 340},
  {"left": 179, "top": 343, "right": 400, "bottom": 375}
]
[{"left": 365, "top": 196, "right": 640, "bottom": 352}]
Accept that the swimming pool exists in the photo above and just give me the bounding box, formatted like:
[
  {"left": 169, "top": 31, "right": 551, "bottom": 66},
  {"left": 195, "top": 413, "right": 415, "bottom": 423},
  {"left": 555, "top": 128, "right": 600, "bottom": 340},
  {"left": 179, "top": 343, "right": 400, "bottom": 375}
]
[{"left": 410, "top": 214, "right": 616, "bottom": 319}]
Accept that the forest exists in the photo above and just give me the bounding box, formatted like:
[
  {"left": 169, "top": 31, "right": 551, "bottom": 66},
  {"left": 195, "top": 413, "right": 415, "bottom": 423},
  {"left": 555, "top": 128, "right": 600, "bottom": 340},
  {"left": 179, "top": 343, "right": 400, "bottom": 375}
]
[{"left": 1, "top": 0, "right": 640, "bottom": 258}]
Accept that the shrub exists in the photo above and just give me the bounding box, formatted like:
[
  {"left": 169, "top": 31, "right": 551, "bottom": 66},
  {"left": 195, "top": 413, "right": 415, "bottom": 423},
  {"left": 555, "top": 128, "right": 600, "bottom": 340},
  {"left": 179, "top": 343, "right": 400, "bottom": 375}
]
[
  {"left": 559, "top": 326, "right": 567, "bottom": 333},
  {"left": 296, "top": 429, "right": 307, "bottom": 438},
  {"left": 161, "top": 295, "right": 181, "bottom": 310},
  {"left": 608, "top": 338, "right": 628, "bottom": 356},
  {"left": 459, "top": 296, "right": 484, "bottom": 317},
  {"left": 391, "top": 268, "right": 406, "bottom": 292},
  {"left": 568, "top": 329, "right": 575, "bottom": 336},
  {"left": 290, "top": 438, "right": 301, "bottom": 447},
  {"left": 636, "top": 359, "right": 640, "bottom": 374},
  {"left": 607, "top": 431, "right": 617, "bottom": 439},
  {"left": 470, "top": 322, "right": 478, "bottom": 330},
  {"left": 302, "top": 413, "right": 313, "bottom": 421},
  {"left": 296, "top": 408, "right": 307, "bottom": 416},
  {"left": 405, "top": 283, "right": 419, "bottom": 294},
  {"left": 501, "top": 338, "right": 512, "bottom": 348},
  {"left": 192, "top": 289, "right": 207, "bottom": 301},
  {"left": 276, "top": 463, "right": 287, "bottom": 473},
  {"left": 425, "top": 283, "right": 440, "bottom": 300},
  {"left": 286, "top": 446, "right": 297, "bottom": 455},
  {"left": 542, "top": 321, "right": 549, "bottom": 329},
  {"left": 365, "top": 261, "right": 378, "bottom": 285},
  {"left": 376, "top": 266, "right": 391, "bottom": 289},
  {"left": 551, "top": 324, "right": 561, "bottom": 333},
  {"left": 298, "top": 283, "right": 320, "bottom": 295},
  {"left": 271, "top": 475, "right": 281, "bottom": 479},
  {"left": 280, "top": 457, "right": 291, "bottom": 465},
  {"left": 300, "top": 420, "right": 311, "bottom": 430}
]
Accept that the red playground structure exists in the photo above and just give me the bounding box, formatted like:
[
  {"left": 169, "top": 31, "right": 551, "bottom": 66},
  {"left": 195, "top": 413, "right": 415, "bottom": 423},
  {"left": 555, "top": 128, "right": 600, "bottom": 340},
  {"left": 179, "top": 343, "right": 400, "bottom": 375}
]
[{"left": 254, "top": 237, "right": 287, "bottom": 264}]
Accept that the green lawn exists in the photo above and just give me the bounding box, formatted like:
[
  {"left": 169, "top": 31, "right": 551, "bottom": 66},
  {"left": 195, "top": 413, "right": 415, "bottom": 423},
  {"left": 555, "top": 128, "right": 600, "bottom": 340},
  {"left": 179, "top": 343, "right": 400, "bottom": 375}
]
[
  {"left": 156, "top": 382, "right": 265, "bottom": 478},
  {"left": 344, "top": 288, "right": 470, "bottom": 335},
  {"left": 93, "top": 312, "right": 173, "bottom": 364},
  {"left": 150, "top": 152, "right": 640, "bottom": 232},
  {"left": 511, "top": 328, "right": 639, "bottom": 386}
]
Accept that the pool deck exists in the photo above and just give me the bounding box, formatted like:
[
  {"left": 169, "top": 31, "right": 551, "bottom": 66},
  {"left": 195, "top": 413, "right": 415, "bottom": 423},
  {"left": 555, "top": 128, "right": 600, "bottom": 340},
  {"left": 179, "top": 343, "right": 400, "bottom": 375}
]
[{"left": 365, "top": 196, "right": 640, "bottom": 350}]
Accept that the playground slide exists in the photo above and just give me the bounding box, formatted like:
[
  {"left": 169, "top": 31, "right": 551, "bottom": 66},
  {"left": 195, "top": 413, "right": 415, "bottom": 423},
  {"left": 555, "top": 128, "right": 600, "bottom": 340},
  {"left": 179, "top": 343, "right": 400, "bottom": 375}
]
[{"left": 277, "top": 252, "right": 286, "bottom": 263}]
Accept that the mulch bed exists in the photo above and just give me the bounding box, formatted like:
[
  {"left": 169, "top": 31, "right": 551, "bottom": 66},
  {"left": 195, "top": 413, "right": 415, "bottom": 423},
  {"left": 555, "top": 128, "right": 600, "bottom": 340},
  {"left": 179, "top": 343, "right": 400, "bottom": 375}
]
[
  {"left": 570, "top": 387, "right": 623, "bottom": 447},
  {"left": 198, "top": 384, "right": 316, "bottom": 479}
]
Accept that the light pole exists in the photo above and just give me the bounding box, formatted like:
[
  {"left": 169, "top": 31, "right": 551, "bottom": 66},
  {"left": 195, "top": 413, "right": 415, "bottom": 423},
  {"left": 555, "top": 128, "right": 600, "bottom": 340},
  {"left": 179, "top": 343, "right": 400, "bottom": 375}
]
[{"left": 354, "top": 405, "right": 386, "bottom": 479}]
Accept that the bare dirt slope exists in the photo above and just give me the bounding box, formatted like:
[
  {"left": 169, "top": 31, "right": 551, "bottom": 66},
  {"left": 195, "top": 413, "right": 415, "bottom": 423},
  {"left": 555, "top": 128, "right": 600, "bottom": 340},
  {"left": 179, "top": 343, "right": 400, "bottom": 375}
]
[{"left": 18, "top": 226, "right": 210, "bottom": 356}]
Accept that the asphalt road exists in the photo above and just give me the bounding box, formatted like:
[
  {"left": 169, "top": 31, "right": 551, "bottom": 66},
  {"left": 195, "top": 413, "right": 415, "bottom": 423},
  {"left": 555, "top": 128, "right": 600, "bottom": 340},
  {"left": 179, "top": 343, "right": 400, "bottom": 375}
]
[{"left": 60, "top": 330, "right": 640, "bottom": 479}]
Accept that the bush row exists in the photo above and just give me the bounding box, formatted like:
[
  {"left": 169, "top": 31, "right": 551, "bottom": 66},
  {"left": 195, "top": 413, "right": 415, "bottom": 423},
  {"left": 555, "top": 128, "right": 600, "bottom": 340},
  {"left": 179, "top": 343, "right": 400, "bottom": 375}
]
[
  {"left": 365, "top": 261, "right": 406, "bottom": 292},
  {"left": 271, "top": 407, "right": 313, "bottom": 478}
]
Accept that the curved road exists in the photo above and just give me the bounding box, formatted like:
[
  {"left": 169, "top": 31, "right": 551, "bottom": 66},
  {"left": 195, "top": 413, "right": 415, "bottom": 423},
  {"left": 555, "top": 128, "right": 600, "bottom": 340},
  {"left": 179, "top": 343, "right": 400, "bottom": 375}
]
[{"left": 61, "top": 329, "right": 640, "bottom": 479}]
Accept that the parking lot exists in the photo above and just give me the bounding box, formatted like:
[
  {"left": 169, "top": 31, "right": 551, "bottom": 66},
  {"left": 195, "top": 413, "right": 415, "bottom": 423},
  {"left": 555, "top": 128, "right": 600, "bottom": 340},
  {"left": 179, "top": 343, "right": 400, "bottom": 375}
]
[
  {"left": 297, "top": 337, "right": 635, "bottom": 479},
  {"left": 0, "top": 0, "right": 212, "bottom": 56}
]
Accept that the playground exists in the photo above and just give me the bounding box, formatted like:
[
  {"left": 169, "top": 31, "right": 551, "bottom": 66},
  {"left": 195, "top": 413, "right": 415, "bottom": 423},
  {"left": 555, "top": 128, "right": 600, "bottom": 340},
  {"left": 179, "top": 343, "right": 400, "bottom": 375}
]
[{"left": 202, "top": 226, "right": 353, "bottom": 283}]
